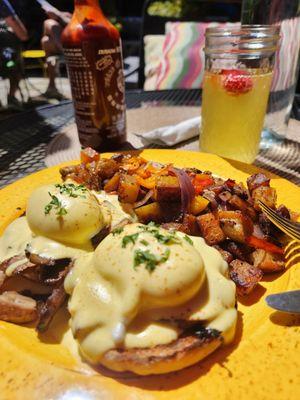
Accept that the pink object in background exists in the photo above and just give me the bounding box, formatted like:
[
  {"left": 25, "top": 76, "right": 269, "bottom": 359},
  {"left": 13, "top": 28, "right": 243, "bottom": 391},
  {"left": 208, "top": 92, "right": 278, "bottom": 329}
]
[{"left": 153, "top": 22, "right": 239, "bottom": 90}]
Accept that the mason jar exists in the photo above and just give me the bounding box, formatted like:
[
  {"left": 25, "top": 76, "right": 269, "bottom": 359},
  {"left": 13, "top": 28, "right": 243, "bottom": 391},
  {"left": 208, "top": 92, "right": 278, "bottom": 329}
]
[
  {"left": 242, "top": 0, "right": 300, "bottom": 144},
  {"left": 200, "top": 25, "right": 280, "bottom": 163}
]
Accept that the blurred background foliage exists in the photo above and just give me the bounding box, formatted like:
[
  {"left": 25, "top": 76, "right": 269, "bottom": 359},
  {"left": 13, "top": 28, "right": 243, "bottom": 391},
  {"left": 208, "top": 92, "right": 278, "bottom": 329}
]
[
  {"left": 147, "top": 0, "right": 215, "bottom": 18},
  {"left": 148, "top": 0, "right": 182, "bottom": 17}
]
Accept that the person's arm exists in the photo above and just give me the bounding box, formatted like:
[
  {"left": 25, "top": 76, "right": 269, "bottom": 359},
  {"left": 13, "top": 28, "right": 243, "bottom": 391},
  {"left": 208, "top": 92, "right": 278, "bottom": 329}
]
[
  {"left": 5, "top": 14, "right": 28, "bottom": 41},
  {"left": 36, "top": 0, "right": 71, "bottom": 25}
]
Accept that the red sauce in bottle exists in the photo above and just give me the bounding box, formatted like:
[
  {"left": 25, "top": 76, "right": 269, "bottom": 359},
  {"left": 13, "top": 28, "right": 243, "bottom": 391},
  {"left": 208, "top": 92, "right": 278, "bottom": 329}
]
[{"left": 61, "top": 0, "right": 126, "bottom": 151}]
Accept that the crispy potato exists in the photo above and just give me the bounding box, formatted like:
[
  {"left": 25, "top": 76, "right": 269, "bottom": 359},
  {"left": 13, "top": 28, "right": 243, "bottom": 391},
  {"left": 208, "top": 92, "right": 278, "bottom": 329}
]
[
  {"left": 189, "top": 196, "right": 209, "bottom": 215},
  {"left": 104, "top": 173, "right": 120, "bottom": 192},
  {"left": 135, "top": 202, "right": 163, "bottom": 223},
  {"left": 218, "top": 210, "right": 253, "bottom": 243},
  {"left": 229, "top": 195, "right": 257, "bottom": 221},
  {"left": 252, "top": 186, "right": 277, "bottom": 211},
  {"left": 250, "top": 249, "right": 285, "bottom": 273},
  {"left": 213, "top": 245, "right": 234, "bottom": 264},
  {"left": 118, "top": 175, "right": 140, "bottom": 203},
  {"left": 247, "top": 173, "right": 270, "bottom": 193},
  {"left": 154, "top": 175, "right": 181, "bottom": 202},
  {"left": 230, "top": 260, "right": 263, "bottom": 296},
  {"left": 96, "top": 158, "right": 119, "bottom": 180},
  {"left": 197, "top": 213, "right": 226, "bottom": 245}
]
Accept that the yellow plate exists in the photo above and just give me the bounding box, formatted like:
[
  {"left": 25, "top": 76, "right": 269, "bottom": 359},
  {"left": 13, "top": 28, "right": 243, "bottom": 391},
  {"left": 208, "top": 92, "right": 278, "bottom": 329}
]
[{"left": 0, "top": 150, "right": 299, "bottom": 400}]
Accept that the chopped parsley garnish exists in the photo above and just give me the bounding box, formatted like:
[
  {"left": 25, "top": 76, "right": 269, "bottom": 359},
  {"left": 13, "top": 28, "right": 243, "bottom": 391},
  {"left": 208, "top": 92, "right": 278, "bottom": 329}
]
[
  {"left": 112, "top": 227, "right": 124, "bottom": 236},
  {"left": 147, "top": 221, "right": 160, "bottom": 228},
  {"left": 138, "top": 223, "right": 181, "bottom": 245},
  {"left": 183, "top": 235, "right": 193, "bottom": 245},
  {"left": 140, "top": 239, "right": 149, "bottom": 246},
  {"left": 44, "top": 192, "right": 67, "bottom": 216},
  {"left": 122, "top": 233, "right": 139, "bottom": 248},
  {"left": 134, "top": 248, "right": 170, "bottom": 273},
  {"left": 55, "top": 183, "right": 87, "bottom": 198},
  {"left": 154, "top": 231, "right": 181, "bottom": 244}
]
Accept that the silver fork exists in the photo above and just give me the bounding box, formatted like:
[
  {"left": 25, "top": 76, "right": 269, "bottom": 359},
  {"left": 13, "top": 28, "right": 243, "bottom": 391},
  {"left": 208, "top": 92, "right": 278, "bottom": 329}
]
[{"left": 258, "top": 200, "right": 300, "bottom": 242}]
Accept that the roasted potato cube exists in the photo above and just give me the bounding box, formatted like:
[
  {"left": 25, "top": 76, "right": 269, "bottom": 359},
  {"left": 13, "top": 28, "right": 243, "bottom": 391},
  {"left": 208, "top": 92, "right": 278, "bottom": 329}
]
[
  {"left": 229, "top": 195, "right": 257, "bottom": 221},
  {"left": 189, "top": 195, "right": 209, "bottom": 215},
  {"left": 247, "top": 173, "right": 270, "bottom": 193},
  {"left": 230, "top": 260, "right": 263, "bottom": 296},
  {"left": 250, "top": 249, "right": 285, "bottom": 273},
  {"left": 96, "top": 158, "right": 119, "bottom": 180},
  {"left": 104, "top": 173, "right": 120, "bottom": 192},
  {"left": 118, "top": 175, "right": 140, "bottom": 203},
  {"left": 162, "top": 215, "right": 199, "bottom": 235},
  {"left": 154, "top": 175, "right": 181, "bottom": 202},
  {"left": 213, "top": 245, "right": 234, "bottom": 264},
  {"left": 221, "top": 240, "right": 251, "bottom": 261},
  {"left": 80, "top": 147, "right": 100, "bottom": 164},
  {"left": 218, "top": 210, "right": 253, "bottom": 243},
  {"left": 182, "top": 214, "right": 200, "bottom": 236},
  {"left": 252, "top": 186, "right": 277, "bottom": 211},
  {"left": 197, "top": 213, "right": 226, "bottom": 245},
  {"left": 135, "top": 202, "right": 163, "bottom": 223}
]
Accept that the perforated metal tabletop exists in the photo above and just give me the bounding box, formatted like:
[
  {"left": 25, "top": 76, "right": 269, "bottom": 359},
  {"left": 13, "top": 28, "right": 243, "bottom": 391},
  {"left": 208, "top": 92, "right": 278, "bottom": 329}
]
[{"left": 0, "top": 89, "right": 299, "bottom": 188}]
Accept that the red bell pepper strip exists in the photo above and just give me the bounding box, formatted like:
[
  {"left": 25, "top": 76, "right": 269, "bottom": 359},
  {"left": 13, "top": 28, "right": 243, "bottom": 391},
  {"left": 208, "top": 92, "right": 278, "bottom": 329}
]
[
  {"left": 192, "top": 175, "right": 214, "bottom": 195},
  {"left": 246, "top": 235, "right": 284, "bottom": 255}
]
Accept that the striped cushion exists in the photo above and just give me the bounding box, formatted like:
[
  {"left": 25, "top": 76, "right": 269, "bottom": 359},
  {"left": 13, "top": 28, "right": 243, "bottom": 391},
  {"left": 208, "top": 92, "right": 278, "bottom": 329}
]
[{"left": 154, "top": 22, "right": 240, "bottom": 90}]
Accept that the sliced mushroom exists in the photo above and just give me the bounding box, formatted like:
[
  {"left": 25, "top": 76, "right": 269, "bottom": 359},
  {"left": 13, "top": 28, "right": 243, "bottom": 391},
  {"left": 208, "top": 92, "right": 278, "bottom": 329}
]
[{"left": 0, "top": 291, "right": 37, "bottom": 323}]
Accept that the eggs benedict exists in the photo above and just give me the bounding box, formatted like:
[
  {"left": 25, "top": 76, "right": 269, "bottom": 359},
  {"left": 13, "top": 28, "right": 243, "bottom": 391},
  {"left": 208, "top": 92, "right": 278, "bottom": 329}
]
[
  {"left": 0, "top": 182, "right": 133, "bottom": 328},
  {"left": 65, "top": 223, "right": 237, "bottom": 375}
]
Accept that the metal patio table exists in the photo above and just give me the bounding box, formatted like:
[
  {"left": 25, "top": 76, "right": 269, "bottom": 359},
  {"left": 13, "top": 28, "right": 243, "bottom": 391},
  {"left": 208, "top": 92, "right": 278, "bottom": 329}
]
[{"left": 0, "top": 89, "right": 299, "bottom": 188}]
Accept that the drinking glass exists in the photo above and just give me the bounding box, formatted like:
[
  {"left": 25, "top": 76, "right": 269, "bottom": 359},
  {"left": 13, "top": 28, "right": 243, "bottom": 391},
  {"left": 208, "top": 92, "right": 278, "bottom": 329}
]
[
  {"left": 200, "top": 25, "right": 279, "bottom": 163},
  {"left": 242, "top": 0, "right": 300, "bottom": 146}
]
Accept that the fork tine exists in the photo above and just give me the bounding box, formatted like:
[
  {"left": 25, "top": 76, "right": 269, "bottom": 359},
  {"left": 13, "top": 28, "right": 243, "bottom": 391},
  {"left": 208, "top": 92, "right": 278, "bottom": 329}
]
[
  {"left": 261, "top": 203, "right": 300, "bottom": 240},
  {"left": 260, "top": 207, "right": 300, "bottom": 234},
  {"left": 259, "top": 201, "right": 300, "bottom": 241},
  {"left": 266, "top": 217, "right": 300, "bottom": 240},
  {"left": 259, "top": 202, "right": 300, "bottom": 234},
  {"left": 258, "top": 202, "right": 300, "bottom": 237}
]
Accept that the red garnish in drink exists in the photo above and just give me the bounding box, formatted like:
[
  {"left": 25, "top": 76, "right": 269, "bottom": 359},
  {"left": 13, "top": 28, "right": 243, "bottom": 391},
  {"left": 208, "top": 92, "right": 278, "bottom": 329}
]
[{"left": 222, "top": 69, "right": 253, "bottom": 94}]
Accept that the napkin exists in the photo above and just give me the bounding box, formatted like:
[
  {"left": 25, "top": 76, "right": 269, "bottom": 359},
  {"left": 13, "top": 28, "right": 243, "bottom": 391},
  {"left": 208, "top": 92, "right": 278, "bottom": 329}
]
[{"left": 135, "top": 116, "right": 201, "bottom": 147}]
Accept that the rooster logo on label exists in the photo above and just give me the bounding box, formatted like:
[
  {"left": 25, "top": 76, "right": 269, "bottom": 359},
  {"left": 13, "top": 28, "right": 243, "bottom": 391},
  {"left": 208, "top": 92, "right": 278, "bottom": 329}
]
[{"left": 96, "top": 55, "right": 113, "bottom": 71}]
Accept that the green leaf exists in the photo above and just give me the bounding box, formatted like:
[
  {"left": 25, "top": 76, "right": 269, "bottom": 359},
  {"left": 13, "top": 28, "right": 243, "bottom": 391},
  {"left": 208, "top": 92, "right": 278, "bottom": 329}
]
[
  {"left": 133, "top": 248, "right": 171, "bottom": 273},
  {"left": 183, "top": 235, "right": 193, "bottom": 245},
  {"left": 55, "top": 183, "right": 87, "bottom": 198},
  {"left": 44, "top": 192, "right": 67, "bottom": 217},
  {"left": 112, "top": 227, "right": 124, "bottom": 236},
  {"left": 122, "top": 233, "right": 139, "bottom": 248}
]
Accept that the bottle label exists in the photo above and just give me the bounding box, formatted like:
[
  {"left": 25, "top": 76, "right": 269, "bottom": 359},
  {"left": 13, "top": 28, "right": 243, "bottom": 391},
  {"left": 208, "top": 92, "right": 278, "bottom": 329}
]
[{"left": 64, "top": 43, "right": 126, "bottom": 149}]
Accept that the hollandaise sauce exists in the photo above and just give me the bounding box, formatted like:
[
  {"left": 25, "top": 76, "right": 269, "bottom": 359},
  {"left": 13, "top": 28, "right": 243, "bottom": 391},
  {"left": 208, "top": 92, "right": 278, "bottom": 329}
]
[
  {"left": 65, "top": 223, "right": 237, "bottom": 365},
  {"left": 0, "top": 182, "right": 134, "bottom": 268},
  {"left": 0, "top": 182, "right": 237, "bottom": 371}
]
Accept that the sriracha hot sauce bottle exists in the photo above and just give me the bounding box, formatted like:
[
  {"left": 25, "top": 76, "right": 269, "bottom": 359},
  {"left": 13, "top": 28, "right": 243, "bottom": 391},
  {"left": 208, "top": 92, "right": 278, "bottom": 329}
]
[{"left": 61, "top": 0, "right": 126, "bottom": 151}]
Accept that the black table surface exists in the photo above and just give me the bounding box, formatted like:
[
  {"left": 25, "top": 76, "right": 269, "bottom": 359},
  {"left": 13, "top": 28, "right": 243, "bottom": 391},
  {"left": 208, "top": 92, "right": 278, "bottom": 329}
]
[{"left": 0, "top": 89, "right": 299, "bottom": 188}]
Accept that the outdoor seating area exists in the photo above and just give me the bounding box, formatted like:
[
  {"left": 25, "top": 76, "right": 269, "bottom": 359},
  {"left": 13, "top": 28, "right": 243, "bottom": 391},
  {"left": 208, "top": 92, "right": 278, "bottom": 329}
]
[{"left": 0, "top": 1, "right": 299, "bottom": 399}]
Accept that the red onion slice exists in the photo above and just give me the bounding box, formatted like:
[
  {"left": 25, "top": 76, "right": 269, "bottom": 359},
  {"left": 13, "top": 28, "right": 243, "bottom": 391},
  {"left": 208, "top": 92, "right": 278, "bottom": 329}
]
[
  {"left": 170, "top": 167, "right": 195, "bottom": 213},
  {"left": 133, "top": 190, "right": 154, "bottom": 209}
]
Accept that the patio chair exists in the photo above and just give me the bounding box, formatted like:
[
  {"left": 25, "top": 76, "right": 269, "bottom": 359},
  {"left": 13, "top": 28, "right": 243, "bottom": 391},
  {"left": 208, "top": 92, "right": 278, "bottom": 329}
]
[{"left": 138, "top": 0, "right": 242, "bottom": 88}]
